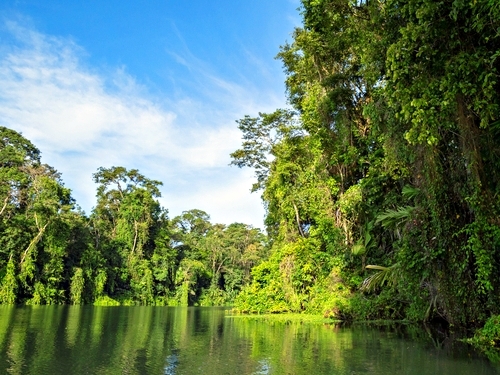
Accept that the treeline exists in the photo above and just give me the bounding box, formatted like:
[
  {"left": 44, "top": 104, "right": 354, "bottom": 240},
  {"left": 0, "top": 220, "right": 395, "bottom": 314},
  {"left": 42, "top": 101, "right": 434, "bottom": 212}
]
[
  {"left": 231, "top": 0, "right": 500, "bottom": 329},
  {"left": 0, "top": 126, "right": 267, "bottom": 305}
]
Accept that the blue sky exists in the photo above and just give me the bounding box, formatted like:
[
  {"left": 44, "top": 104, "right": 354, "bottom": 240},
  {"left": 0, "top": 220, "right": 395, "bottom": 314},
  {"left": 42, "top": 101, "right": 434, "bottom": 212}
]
[{"left": 0, "top": 0, "right": 301, "bottom": 228}]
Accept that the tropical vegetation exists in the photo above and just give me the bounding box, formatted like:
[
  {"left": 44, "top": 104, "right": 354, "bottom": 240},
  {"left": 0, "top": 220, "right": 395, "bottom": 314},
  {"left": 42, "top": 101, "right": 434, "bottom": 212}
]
[
  {"left": 231, "top": 0, "right": 500, "bottom": 335},
  {"left": 1, "top": 0, "right": 500, "bottom": 354},
  {"left": 0, "top": 126, "right": 267, "bottom": 305}
]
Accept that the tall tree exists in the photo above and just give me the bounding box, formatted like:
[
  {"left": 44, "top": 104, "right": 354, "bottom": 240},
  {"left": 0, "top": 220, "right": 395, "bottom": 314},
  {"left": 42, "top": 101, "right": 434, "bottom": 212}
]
[
  {"left": 0, "top": 127, "right": 86, "bottom": 304},
  {"left": 91, "top": 166, "right": 170, "bottom": 304}
]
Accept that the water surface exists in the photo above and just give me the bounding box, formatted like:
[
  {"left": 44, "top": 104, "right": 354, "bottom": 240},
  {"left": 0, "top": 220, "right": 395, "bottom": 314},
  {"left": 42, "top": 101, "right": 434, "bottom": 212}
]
[{"left": 0, "top": 306, "right": 497, "bottom": 374}]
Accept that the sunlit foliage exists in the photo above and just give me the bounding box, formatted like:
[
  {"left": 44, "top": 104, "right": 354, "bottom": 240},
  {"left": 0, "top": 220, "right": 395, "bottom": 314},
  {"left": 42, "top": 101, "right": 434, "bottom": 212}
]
[
  {"left": 231, "top": 0, "right": 500, "bottom": 329},
  {"left": 0, "top": 128, "right": 267, "bottom": 305}
]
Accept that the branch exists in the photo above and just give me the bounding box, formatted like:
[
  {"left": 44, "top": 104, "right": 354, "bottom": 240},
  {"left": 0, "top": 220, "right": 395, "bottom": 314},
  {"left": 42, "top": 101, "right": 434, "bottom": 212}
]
[
  {"left": 132, "top": 220, "right": 138, "bottom": 254},
  {"left": 0, "top": 195, "right": 9, "bottom": 216},
  {"left": 20, "top": 222, "right": 49, "bottom": 265},
  {"left": 293, "top": 202, "right": 305, "bottom": 237}
]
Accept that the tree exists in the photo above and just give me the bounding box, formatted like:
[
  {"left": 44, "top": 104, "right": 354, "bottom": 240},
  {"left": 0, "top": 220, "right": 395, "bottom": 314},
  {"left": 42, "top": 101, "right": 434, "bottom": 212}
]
[
  {"left": 0, "top": 127, "right": 88, "bottom": 304},
  {"left": 91, "top": 166, "right": 170, "bottom": 303}
]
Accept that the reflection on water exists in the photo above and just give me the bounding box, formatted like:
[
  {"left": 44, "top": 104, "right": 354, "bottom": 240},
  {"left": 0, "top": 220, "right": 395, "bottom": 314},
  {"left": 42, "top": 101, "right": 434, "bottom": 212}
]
[
  {"left": 164, "top": 351, "right": 178, "bottom": 375},
  {"left": 252, "top": 359, "right": 271, "bottom": 375},
  {"left": 0, "top": 306, "right": 498, "bottom": 374}
]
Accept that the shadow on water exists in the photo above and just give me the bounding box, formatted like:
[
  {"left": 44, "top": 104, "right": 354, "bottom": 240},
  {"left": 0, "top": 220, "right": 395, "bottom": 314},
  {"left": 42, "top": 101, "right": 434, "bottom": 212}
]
[{"left": 0, "top": 306, "right": 498, "bottom": 374}]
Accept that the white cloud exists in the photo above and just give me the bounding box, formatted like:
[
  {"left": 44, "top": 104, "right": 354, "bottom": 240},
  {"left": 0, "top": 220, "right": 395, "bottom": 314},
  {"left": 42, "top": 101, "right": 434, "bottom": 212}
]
[{"left": 0, "top": 22, "right": 280, "bottom": 228}]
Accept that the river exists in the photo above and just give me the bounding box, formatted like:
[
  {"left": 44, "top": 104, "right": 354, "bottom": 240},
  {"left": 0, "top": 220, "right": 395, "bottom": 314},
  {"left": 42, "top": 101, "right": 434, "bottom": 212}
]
[{"left": 0, "top": 306, "right": 497, "bottom": 374}]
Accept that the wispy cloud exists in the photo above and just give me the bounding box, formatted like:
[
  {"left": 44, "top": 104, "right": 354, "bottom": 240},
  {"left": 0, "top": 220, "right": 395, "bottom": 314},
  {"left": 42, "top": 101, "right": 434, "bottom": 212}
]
[{"left": 0, "top": 21, "right": 284, "bottom": 228}]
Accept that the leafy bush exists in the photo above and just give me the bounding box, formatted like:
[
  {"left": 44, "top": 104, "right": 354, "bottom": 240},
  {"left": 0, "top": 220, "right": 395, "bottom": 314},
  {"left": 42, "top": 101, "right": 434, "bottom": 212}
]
[{"left": 467, "top": 315, "right": 500, "bottom": 362}]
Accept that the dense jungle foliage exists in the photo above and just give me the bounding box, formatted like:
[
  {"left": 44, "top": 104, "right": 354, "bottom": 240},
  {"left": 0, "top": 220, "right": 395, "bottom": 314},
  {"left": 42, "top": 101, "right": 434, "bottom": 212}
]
[
  {"left": 231, "top": 0, "right": 500, "bottom": 331},
  {"left": 0, "top": 126, "right": 267, "bottom": 305},
  {"left": 1, "top": 0, "right": 500, "bottom": 348}
]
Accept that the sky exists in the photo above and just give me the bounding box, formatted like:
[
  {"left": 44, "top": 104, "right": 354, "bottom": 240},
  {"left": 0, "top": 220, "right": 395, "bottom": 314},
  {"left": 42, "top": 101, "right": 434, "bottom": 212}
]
[{"left": 0, "top": 0, "right": 301, "bottom": 229}]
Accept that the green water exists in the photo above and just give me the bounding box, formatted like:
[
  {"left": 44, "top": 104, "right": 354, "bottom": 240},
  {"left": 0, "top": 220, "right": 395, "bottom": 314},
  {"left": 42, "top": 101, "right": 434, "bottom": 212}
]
[{"left": 0, "top": 306, "right": 497, "bottom": 374}]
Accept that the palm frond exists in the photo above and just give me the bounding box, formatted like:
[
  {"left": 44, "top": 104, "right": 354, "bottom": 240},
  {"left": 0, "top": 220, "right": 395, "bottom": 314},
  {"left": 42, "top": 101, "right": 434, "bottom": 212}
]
[
  {"left": 375, "top": 206, "right": 414, "bottom": 229},
  {"left": 360, "top": 263, "right": 400, "bottom": 293},
  {"left": 402, "top": 185, "right": 420, "bottom": 200},
  {"left": 352, "top": 242, "right": 366, "bottom": 256}
]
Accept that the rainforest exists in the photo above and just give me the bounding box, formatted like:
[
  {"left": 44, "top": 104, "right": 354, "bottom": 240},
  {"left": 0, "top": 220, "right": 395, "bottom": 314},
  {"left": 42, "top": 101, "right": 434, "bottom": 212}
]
[
  {"left": 1, "top": 0, "right": 500, "bottom": 356},
  {"left": 233, "top": 0, "right": 500, "bottom": 327},
  {"left": 0, "top": 128, "right": 268, "bottom": 307}
]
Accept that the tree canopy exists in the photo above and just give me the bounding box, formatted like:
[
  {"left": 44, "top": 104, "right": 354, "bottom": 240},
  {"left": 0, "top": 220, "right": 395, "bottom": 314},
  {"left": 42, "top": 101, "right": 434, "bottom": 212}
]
[
  {"left": 0, "top": 128, "right": 267, "bottom": 306},
  {"left": 231, "top": 0, "right": 500, "bottom": 328}
]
